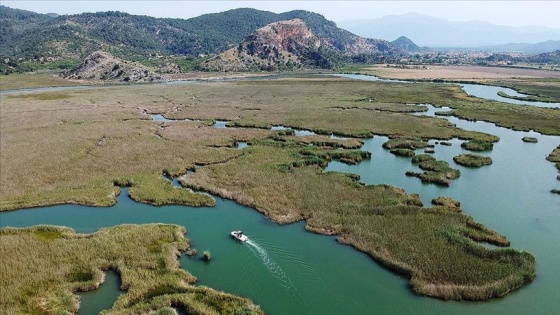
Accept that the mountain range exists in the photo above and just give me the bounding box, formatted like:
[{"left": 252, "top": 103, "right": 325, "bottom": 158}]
[
  {"left": 479, "top": 40, "right": 560, "bottom": 53},
  {"left": 0, "top": 6, "right": 401, "bottom": 73},
  {"left": 1, "top": 6, "right": 559, "bottom": 76},
  {"left": 340, "top": 13, "right": 560, "bottom": 49}
]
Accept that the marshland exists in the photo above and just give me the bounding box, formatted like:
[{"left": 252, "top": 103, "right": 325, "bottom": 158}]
[{"left": 1, "top": 71, "right": 559, "bottom": 314}]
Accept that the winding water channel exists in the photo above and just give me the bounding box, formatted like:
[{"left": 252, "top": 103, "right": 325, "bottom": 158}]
[
  {"left": 1, "top": 77, "right": 559, "bottom": 314},
  {"left": 335, "top": 73, "right": 560, "bottom": 108}
]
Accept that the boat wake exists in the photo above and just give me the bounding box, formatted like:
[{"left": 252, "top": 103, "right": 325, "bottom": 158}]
[{"left": 245, "top": 239, "right": 294, "bottom": 290}]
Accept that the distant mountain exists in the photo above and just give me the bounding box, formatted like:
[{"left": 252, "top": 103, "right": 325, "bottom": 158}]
[
  {"left": 525, "top": 40, "right": 560, "bottom": 53},
  {"left": 391, "top": 36, "right": 420, "bottom": 52},
  {"left": 1, "top": 6, "right": 402, "bottom": 73},
  {"left": 339, "top": 13, "right": 560, "bottom": 47},
  {"left": 202, "top": 18, "right": 400, "bottom": 71},
  {"left": 523, "top": 50, "right": 560, "bottom": 64},
  {"left": 479, "top": 40, "right": 560, "bottom": 53}
]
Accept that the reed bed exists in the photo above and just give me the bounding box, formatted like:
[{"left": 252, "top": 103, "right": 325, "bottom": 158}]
[
  {"left": 407, "top": 154, "right": 460, "bottom": 186},
  {"left": 547, "top": 145, "right": 560, "bottom": 170},
  {"left": 184, "top": 139, "right": 535, "bottom": 300},
  {"left": 461, "top": 140, "right": 495, "bottom": 151},
  {"left": 453, "top": 154, "right": 493, "bottom": 167},
  {"left": 0, "top": 224, "right": 262, "bottom": 314}
]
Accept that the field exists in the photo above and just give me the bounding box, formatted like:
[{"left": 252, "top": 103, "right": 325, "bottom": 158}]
[
  {"left": 2, "top": 71, "right": 557, "bottom": 302},
  {"left": 360, "top": 64, "right": 560, "bottom": 81}
]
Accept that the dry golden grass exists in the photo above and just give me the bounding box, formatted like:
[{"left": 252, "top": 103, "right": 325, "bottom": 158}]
[
  {"left": 363, "top": 65, "right": 560, "bottom": 80},
  {"left": 0, "top": 71, "right": 90, "bottom": 91},
  {"left": 2, "top": 78, "right": 506, "bottom": 210},
  {"left": 0, "top": 224, "right": 262, "bottom": 314}
]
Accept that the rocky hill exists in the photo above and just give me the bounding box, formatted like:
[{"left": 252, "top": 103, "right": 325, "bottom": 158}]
[
  {"left": 391, "top": 36, "right": 420, "bottom": 52},
  {"left": 202, "top": 19, "right": 400, "bottom": 71},
  {"left": 202, "top": 19, "right": 321, "bottom": 71},
  {"left": 524, "top": 50, "right": 560, "bottom": 64},
  {"left": 63, "top": 51, "right": 162, "bottom": 82}
]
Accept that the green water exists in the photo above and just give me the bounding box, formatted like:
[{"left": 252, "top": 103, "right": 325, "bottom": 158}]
[
  {"left": 1, "top": 101, "right": 559, "bottom": 314},
  {"left": 77, "top": 271, "right": 120, "bottom": 315}
]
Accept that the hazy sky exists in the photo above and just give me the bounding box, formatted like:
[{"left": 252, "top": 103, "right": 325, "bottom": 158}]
[{"left": 3, "top": 1, "right": 560, "bottom": 29}]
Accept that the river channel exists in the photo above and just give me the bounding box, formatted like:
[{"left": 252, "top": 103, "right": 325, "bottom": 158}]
[{"left": 1, "top": 77, "right": 559, "bottom": 314}]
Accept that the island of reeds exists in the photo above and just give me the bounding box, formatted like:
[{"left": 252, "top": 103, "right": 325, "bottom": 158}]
[
  {"left": 405, "top": 154, "right": 461, "bottom": 186},
  {"left": 453, "top": 154, "right": 493, "bottom": 167},
  {"left": 0, "top": 224, "right": 262, "bottom": 314}
]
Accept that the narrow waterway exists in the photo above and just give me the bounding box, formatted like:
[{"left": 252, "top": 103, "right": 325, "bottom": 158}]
[{"left": 334, "top": 73, "right": 560, "bottom": 108}]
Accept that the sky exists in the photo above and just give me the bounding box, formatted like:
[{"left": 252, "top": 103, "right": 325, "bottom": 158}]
[{"left": 3, "top": 1, "right": 560, "bottom": 29}]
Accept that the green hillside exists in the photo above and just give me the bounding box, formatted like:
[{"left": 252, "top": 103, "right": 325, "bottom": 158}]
[{"left": 0, "top": 6, "right": 400, "bottom": 74}]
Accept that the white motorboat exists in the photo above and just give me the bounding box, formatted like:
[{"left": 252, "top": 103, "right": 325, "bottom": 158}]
[{"left": 230, "top": 230, "right": 248, "bottom": 242}]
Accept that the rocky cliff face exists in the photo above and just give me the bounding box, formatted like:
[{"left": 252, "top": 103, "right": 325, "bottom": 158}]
[
  {"left": 63, "top": 51, "right": 162, "bottom": 82},
  {"left": 202, "top": 19, "right": 401, "bottom": 71},
  {"left": 202, "top": 19, "right": 322, "bottom": 71}
]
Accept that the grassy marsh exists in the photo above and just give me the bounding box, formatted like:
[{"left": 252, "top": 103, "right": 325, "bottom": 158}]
[
  {"left": 341, "top": 66, "right": 560, "bottom": 135},
  {"left": 0, "top": 224, "right": 262, "bottom": 314},
  {"left": 0, "top": 71, "right": 86, "bottom": 91},
  {"left": 1, "top": 78, "right": 501, "bottom": 210},
  {"left": 183, "top": 138, "right": 535, "bottom": 300},
  {"left": 0, "top": 74, "right": 546, "bottom": 302}
]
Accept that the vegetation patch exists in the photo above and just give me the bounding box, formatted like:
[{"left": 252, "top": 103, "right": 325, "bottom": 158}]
[
  {"left": 390, "top": 148, "right": 415, "bottom": 157},
  {"left": 8, "top": 91, "right": 70, "bottom": 100},
  {"left": 412, "top": 154, "right": 435, "bottom": 164},
  {"left": 297, "top": 135, "right": 364, "bottom": 149},
  {"left": 406, "top": 155, "right": 460, "bottom": 186},
  {"left": 184, "top": 139, "right": 535, "bottom": 300},
  {"left": 461, "top": 140, "right": 495, "bottom": 151},
  {"left": 274, "top": 138, "right": 371, "bottom": 170},
  {"left": 431, "top": 196, "right": 461, "bottom": 210},
  {"left": 521, "top": 137, "right": 538, "bottom": 143},
  {"left": 497, "top": 91, "right": 552, "bottom": 103},
  {"left": 382, "top": 138, "right": 429, "bottom": 150},
  {"left": 453, "top": 154, "right": 493, "bottom": 167},
  {"left": 0, "top": 224, "right": 262, "bottom": 314},
  {"left": 546, "top": 145, "right": 560, "bottom": 170},
  {"left": 406, "top": 171, "right": 452, "bottom": 186}
]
